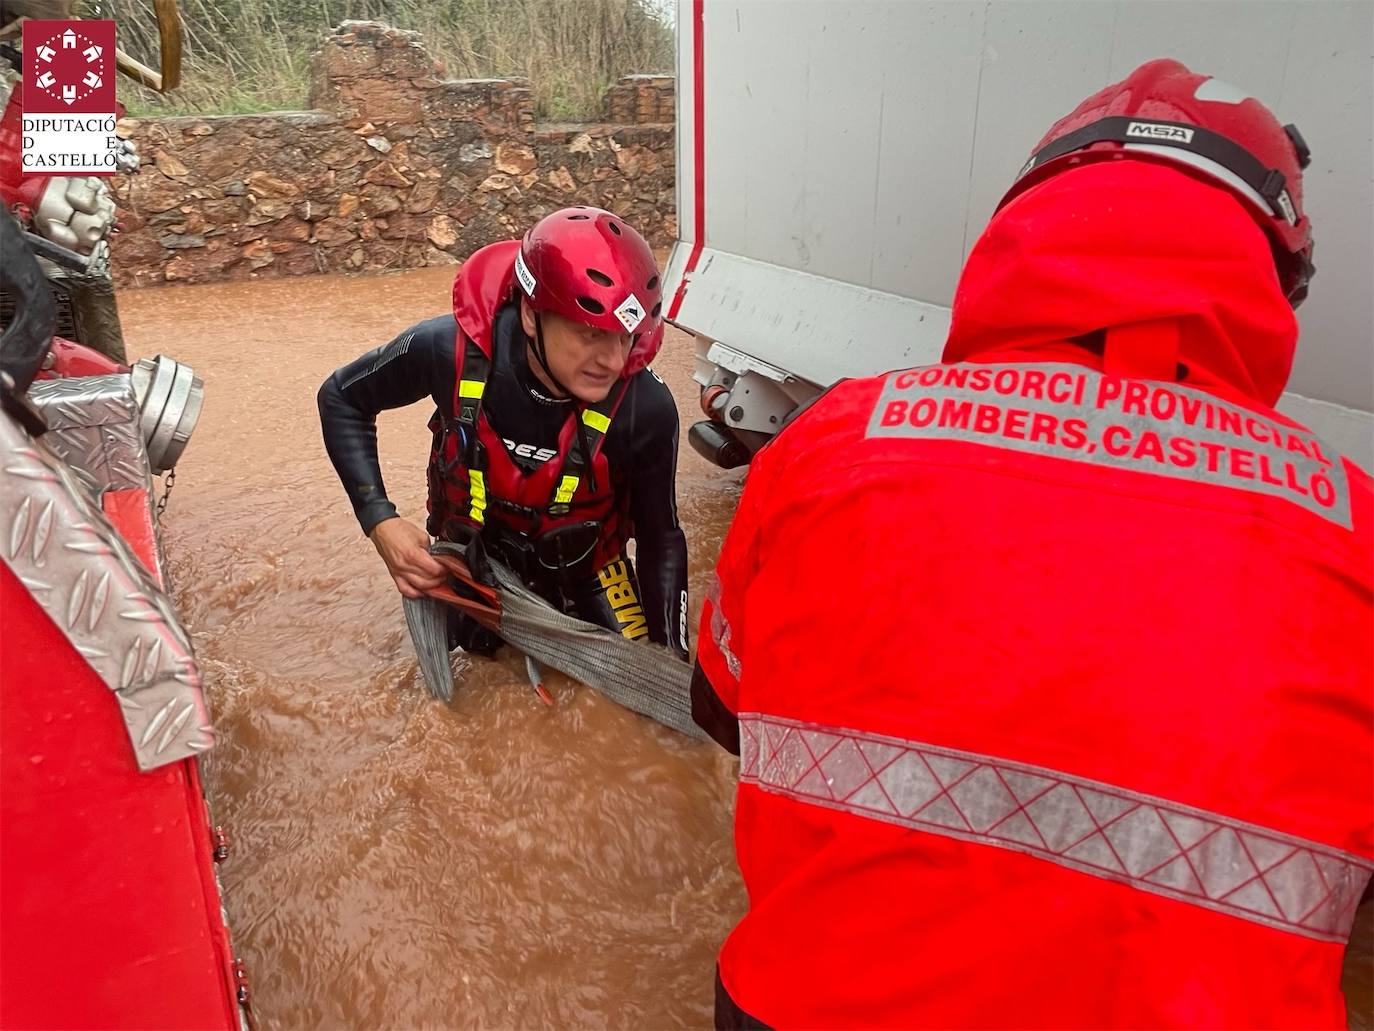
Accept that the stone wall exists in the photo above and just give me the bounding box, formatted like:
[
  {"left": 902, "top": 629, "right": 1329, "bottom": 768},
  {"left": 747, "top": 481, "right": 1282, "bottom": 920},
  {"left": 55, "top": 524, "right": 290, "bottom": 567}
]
[
  {"left": 110, "top": 22, "right": 674, "bottom": 287},
  {"left": 601, "top": 75, "right": 675, "bottom": 125}
]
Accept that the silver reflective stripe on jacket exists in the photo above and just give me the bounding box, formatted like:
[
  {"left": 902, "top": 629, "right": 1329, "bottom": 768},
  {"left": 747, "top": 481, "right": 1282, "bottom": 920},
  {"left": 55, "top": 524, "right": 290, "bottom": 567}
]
[
  {"left": 739, "top": 713, "right": 1371, "bottom": 942},
  {"left": 707, "top": 573, "right": 742, "bottom": 680}
]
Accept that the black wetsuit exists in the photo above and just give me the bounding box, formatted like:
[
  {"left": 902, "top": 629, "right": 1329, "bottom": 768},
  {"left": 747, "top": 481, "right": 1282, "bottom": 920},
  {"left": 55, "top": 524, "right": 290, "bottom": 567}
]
[{"left": 317, "top": 304, "right": 689, "bottom": 658}]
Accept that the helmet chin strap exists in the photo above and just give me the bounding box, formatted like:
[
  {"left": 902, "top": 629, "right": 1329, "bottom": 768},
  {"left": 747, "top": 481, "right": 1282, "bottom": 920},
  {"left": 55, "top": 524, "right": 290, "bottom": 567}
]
[
  {"left": 533, "top": 312, "right": 599, "bottom": 492},
  {"left": 531, "top": 312, "right": 573, "bottom": 399}
]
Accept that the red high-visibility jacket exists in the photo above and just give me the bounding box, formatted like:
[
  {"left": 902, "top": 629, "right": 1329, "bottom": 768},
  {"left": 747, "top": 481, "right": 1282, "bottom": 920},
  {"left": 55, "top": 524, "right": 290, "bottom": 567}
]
[{"left": 695, "top": 163, "right": 1373, "bottom": 1029}]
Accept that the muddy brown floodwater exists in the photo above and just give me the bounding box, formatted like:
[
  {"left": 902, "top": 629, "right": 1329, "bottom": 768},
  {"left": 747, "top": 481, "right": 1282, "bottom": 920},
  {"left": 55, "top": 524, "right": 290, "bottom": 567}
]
[
  {"left": 118, "top": 265, "right": 1370, "bottom": 1030},
  {"left": 119, "top": 265, "right": 746, "bottom": 1029}
]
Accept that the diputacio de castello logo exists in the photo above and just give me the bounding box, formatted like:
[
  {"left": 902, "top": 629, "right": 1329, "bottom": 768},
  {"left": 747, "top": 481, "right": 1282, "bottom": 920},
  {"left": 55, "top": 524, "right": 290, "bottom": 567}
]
[{"left": 21, "top": 19, "right": 119, "bottom": 175}]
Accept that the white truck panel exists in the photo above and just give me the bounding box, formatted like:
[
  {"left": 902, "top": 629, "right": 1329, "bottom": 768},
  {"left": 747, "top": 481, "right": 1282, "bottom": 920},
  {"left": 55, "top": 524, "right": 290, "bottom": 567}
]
[
  {"left": 675, "top": 248, "right": 951, "bottom": 386},
  {"left": 669, "top": 0, "right": 1373, "bottom": 468}
]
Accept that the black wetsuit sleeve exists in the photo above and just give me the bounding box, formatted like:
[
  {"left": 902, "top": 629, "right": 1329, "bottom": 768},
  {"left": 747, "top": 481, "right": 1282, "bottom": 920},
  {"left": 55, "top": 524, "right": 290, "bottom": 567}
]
[
  {"left": 316, "top": 315, "right": 457, "bottom": 536},
  {"left": 623, "top": 371, "right": 689, "bottom": 659},
  {"left": 691, "top": 662, "right": 741, "bottom": 754}
]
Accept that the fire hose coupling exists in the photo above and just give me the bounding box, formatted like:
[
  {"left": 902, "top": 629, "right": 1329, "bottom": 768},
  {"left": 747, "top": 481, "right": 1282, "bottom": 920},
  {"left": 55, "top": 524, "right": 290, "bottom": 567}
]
[{"left": 130, "top": 355, "right": 205, "bottom": 475}]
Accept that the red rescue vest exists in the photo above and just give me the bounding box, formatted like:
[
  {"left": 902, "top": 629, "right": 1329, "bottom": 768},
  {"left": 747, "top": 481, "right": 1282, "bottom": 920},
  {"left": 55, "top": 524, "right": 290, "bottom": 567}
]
[
  {"left": 425, "top": 341, "right": 629, "bottom": 568},
  {"left": 425, "top": 242, "right": 630, "bottom": 569}
]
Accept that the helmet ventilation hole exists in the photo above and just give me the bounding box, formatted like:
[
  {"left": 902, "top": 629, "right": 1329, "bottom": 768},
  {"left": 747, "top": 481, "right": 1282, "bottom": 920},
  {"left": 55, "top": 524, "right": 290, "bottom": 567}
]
[
  {"left": 651, "top": 301, "right": 662, "bottom": 318},
  {"left": 567, "top": 214, "right": 590, "bottom": 220},
  {"left": 577, "top": 296, "right": 606, "bottom": 315},
  {"left": 586, "top": 268, "right": 614, "bottom": 287},
  {"left": 607, "top": 221, "right": 622, "bottom": 236},
  {"left": 646, "top": 275, "right": 659, "bottom": 291}
]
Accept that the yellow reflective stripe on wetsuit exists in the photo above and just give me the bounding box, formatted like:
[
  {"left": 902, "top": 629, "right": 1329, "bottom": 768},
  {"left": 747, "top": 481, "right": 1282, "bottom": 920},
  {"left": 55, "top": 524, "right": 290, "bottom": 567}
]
[
  {"left": 553, "top": 474, "right": 580, "bottom": 506},
  {"left": 468, "top": 469, "right": 487, "bottom": 523},
  {"left": 459, "top": 376, "right": 488, "bottom": 522},
  {"left": 546, "top": 407, "right": 614, "bottom": 511}
]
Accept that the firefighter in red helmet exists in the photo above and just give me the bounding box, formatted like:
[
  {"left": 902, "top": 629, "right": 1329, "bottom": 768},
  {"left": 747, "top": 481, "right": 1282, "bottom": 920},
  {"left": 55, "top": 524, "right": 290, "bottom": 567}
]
[
  {"left": 320, "top": 207, "right": 688, "bottom": 659},
  {"left": 695, "top": 60, "right": 1370, "bottom": 1029}
]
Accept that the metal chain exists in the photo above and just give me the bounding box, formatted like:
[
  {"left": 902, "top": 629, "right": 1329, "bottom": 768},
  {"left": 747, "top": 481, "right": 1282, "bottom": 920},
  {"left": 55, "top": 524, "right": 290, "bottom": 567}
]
[{"left": 155, "top": 468, "right": 176, "bottom": 518}]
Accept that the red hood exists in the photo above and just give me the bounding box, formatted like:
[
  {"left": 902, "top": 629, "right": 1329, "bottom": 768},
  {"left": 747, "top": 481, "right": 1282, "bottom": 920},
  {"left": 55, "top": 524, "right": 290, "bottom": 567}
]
[
  {"left": 451, "top": 240, "right": 521, "bottom": 354},
  {"left": 943, "top": 162, "right": 1298, "bottom": 408}
]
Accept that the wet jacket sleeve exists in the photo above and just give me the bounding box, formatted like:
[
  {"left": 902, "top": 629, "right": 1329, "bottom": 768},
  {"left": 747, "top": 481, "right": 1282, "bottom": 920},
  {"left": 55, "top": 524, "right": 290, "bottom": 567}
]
[
  {"left": 316, "top": 316, "right": 456, "bottom": 536},
  {"left": 692, "top": 450, "right": 769, "bottom": 754},
  {"left": 625, "top": 372, "right": 690, "bottom": 661}
]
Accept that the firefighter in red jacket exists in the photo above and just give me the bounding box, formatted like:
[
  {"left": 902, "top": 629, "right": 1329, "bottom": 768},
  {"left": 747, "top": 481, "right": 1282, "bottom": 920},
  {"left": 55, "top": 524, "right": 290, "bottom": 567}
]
[
  {"left": 319, "top": 208, "right": 689, "bottom": 659},
  {"left": 694, "top": 59, "right": 1372, "bottom": 1029}
]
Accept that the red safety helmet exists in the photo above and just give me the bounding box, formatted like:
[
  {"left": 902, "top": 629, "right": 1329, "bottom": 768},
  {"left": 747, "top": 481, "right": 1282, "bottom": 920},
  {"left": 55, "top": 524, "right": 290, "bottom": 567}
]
[
  {"left": 514, "top": 206, "right": 665, "bottom": 376},
  {"left": 999, "top": 59, "right": 1315, "bottom": 306}
]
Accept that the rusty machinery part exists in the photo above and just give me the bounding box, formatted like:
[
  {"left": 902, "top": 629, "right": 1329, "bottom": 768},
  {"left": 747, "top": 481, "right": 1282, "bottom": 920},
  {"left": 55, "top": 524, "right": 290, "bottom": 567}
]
[{"left": 130, "top": 354, "right": 202, "bottom": 475}]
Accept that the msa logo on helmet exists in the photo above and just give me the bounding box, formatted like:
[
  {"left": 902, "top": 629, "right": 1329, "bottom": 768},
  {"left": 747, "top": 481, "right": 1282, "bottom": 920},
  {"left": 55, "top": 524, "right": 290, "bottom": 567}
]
[
  {"left": 1276, "top": 189, "right": 1298, "bottom": 225},
  {"left": 614, "top": 293, "right": 645, "bottom": 332},
  {"left": 502, "top": 437, "right": 557, "bottom": 463},
  {"left": 514, "top": 249, "right": 537, "bottom": 297},
  {"left": 1126, "top": 121, "right": 1195, "bottom": 144}
]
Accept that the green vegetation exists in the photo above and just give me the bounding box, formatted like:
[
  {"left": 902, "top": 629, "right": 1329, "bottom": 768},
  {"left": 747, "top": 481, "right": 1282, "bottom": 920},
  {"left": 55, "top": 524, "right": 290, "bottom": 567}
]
[{"left": 98, "top": 0, "right": 674, "bottom": 119}]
